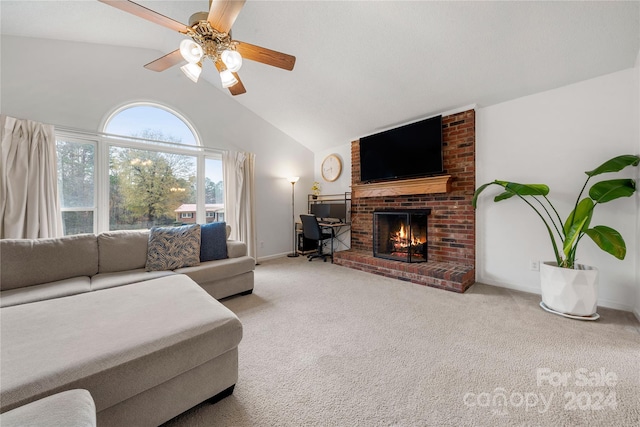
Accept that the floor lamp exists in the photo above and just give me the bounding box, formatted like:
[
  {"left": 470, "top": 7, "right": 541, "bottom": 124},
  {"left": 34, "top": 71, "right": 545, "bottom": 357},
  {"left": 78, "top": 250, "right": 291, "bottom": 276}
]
[{"left": 287, "top": 176, "right": 300, "bottom": 258}]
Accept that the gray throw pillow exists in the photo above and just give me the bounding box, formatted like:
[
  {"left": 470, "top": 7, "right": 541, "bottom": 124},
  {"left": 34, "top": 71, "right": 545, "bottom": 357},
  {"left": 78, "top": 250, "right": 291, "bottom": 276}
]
[{"left": 146, "top": 224, "right": 201, "bottom": 271}]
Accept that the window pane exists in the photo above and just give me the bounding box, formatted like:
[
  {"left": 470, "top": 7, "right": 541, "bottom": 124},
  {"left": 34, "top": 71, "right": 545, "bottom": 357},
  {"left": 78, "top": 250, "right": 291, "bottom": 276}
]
[
  {"left": 109, "top": 147, "right": 196, "bottom": 230},
  {"left": 205, "top": 158, "right": 224, "bottom": 223},
  {"left": 62, "top": 211, "right": 94, "bottom": 235},
  {"left": 105, "top": 105, "right": 197, "bottom": 145},
  {"left": 57, "top": 140, "right": 94, "bottom": 208}
]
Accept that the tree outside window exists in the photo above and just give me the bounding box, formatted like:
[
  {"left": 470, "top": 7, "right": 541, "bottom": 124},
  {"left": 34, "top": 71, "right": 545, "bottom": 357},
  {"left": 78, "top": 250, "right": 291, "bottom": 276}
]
[
  {"left": 109, "top": 146, "right": 196, "bottom": 229},
  {"left": 57, "top": 139, "right": 95, "bottom": 235}
]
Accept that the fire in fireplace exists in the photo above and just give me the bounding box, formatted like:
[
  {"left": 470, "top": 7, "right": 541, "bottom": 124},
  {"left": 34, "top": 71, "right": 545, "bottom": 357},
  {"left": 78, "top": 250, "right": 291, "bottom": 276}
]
[{"left": 373, "top": 210, "right": 430, "bottom": 263}]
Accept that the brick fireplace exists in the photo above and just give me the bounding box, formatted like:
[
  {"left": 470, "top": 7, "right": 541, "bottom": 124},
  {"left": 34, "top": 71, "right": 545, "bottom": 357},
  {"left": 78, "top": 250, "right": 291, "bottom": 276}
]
[{"left": 333, "top": 109, "right": 475, "bottom": 292}]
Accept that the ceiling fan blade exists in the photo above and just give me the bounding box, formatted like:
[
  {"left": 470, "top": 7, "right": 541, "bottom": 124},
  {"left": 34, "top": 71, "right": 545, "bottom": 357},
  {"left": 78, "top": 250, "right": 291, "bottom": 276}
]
[
  {"left": 144, "top": 49, "right": 184, "bottom": 72},
  {"left": 235, "top": 41, "right": 296, "bottom": 71},
  {"left": 208, "top": 0, "right": 246, "bottom": 34},
  {"left": 99, "top": 0, "right": 189, "bottom": 34}
]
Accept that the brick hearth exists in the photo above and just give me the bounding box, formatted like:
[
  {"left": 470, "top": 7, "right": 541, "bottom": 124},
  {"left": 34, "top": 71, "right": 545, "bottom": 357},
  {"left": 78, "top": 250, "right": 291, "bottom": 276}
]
[{"left": 334, "top": 109, "right": 476, "bottom": 292}]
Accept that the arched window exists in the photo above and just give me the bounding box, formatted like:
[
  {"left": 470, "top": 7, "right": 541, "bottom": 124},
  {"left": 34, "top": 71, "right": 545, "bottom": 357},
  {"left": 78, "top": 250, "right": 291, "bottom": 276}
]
[
  {"left": 56, "top": 103, "right": 223, "bottom": 235},
  {"left": 104, "top": 103, "right": 199, "bottom": 146}
]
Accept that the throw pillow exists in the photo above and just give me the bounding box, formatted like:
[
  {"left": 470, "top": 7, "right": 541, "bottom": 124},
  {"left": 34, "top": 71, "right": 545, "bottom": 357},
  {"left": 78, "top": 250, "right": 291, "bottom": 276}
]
[
  {"left": 146, "top": 224, "right": 201, "bottom": 271},
  {"left": 200, "top": 222, "right": 228, "bottom": 262}
]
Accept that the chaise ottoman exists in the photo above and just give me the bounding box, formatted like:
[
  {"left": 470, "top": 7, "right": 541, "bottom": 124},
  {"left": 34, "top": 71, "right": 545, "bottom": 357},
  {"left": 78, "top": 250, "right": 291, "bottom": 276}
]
[{"left": 0, "top": 274, "right": 242, "bottom": 426}]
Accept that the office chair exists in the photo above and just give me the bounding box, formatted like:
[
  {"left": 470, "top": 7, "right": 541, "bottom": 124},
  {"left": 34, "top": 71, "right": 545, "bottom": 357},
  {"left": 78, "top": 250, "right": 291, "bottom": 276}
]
[{"left": 300, "top": 214, "right": 333, "bottom": 262}]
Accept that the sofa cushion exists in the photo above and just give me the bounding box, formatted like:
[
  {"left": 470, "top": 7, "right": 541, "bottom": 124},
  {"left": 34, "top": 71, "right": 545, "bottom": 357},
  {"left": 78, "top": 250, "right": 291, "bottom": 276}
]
[
  {"left": 226, "top": 240, "right": 248, "bottom": 259},
  {"left": 145, "top": 225, "right": 201, "bottom": 272},
  {"left": 90, "top": 269, "right": 176, "bottom": 291},
  {"left": 0, "top": 389, "right": 96, "bottom": 427},
  {"left": 175, "top": 256, "right": 256, "bottom": 284},
  {"left": 0, "top": 234, "right": 98, "bottom": 291},
  {"left": 0, "top": 277, "right": 91, "bottom": 308},
  {"left": 98, "top": 230, "right": 149, "bottom": 273},
  {"left": 0, "top": 275, "right": 243, "bottom": 413},
  {"left": 200, "top": 222, "right": 228, "bottom": 262}
]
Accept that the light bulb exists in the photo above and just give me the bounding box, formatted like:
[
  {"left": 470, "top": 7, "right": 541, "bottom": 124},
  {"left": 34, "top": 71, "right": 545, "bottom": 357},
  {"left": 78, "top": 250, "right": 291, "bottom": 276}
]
[
  {"left": 181, "top": 62, "right": 202, "bottom": 83},
  {"left": 221, "top": 49, "right": 242, "bottom": 73},
  {"left": 179, "top": 39, "right": 203, "bottom": 63},
  {"left": 220, "top": 69, "right": 238, "bottom": 88}
]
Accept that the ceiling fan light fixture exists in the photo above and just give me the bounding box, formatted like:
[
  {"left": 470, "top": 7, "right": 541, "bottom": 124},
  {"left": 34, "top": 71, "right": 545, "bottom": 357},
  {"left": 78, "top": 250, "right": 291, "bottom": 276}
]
[
  {"left": 220, "top": 69, "right": 238, "bottom": 88},
  {"left": 179, "top": 39, "right": 204, "bottom": 63},
  {"left": 221, "top": 49, "right": 242, "bottom": 73},
  {"left": 181, "top": 62, "right": 202, "bottom": 83}
]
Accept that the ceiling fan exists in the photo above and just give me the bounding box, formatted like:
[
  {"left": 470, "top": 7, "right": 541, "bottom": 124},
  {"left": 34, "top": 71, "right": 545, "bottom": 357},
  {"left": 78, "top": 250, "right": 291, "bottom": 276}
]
[{"left": 98, "top": 0, "right": 296, "bottom": 95}]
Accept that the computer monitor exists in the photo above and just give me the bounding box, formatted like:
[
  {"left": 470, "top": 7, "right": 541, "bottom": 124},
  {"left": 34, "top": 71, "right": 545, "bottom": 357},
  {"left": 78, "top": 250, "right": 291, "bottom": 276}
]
[
  {"left": 328, "top": 203, "right": 346, "bottom": 221},
  {"left": 310, "top": 203, "right": 330, "bottom": 218},
  {"left": 311, "top": 203, "right": 346, "bottom": 221}
]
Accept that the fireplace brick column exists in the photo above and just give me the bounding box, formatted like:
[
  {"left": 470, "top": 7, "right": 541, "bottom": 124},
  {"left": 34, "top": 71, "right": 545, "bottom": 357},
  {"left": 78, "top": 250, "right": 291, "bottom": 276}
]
[{"left": 335, "top": 109, "right": 476, "bottom": 292}]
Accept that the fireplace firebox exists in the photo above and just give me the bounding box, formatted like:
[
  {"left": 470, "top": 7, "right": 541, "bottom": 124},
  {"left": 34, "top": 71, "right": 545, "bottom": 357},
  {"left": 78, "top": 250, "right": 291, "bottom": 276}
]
[{"left": 373, "top": 210, "right": 431, "bottom": 263}]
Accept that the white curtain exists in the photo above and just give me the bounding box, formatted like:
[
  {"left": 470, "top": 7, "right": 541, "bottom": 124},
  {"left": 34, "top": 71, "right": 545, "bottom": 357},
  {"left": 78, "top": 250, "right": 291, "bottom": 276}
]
[
  {"left": 223, "top": 150, "right": 257, "bottom": 260},
  {"left": 1, "top": 115, "right": 63, "bottom": 239}
]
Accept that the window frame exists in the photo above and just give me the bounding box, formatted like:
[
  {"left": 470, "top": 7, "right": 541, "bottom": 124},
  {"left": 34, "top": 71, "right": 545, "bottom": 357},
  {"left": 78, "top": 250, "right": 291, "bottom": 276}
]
[
  {"left": 56, "top": 133, "right": 98, "bottom": 234},
  {"left": 56, "top": 102, "right": 224, "bottom": 235}
]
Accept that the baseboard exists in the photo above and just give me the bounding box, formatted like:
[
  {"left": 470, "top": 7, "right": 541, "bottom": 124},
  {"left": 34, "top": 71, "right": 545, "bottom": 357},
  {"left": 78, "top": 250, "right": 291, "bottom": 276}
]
[
  {"left": 596, "top": 297, "right": 634, "bottom": 313},
  {"left": 479, "top": 278, "right": 540, "bottom": 296},
  {"left": 483, "top": 281, "right": 635, "bottom": 313},
  {"left": 634, "top": 307, "right": 640, "bottom": 323},
  {"left": 257, "top": 252, "right": 291, "bottom": 263}
]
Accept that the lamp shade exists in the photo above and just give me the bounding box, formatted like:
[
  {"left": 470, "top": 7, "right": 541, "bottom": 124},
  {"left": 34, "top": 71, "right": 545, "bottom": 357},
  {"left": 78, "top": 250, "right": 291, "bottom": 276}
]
[
  {"left": 179, "top": 39, "right": 204, "bottom": 63},
  {"left": 287, "top": 176, "right": 300, "bottom": 184},
  {"left": 181, "top": 62, "right": 202, "bottom": 83},
  {"left": 221, "top": 49, "right": 243, "bottom": 72},
  {"left": 220, "top": 69, "right": 238, "bottom": 88}
]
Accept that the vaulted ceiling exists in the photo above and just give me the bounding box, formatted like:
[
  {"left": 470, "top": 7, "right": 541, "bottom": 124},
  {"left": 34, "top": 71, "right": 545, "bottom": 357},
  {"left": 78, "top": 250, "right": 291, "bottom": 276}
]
[{"left": 1, "top": 1, "right": 638, "bottom": 152}]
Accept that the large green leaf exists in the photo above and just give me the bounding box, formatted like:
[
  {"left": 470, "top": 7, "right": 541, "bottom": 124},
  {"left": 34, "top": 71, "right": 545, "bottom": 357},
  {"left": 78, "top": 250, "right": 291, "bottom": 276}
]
[
  {"left": 472, "top": 182, "right": 495, "bottom": 208},
  {"left": 496, "top": 181, "right": 549, "bottom": 197},
  {"left": 588, "top": 179, "right": 636, "bottom": 203},
  {"left": 584, "top": 226, "right": 626, "bottom": 260},
  {"left": 563, "top": 198, "right": 593, "bottom": 237},
  {"left": 494, "top": 191, "right": 515, "bottom": 202},
  {"left": 585, "top": 154, "right": 640, "bottom": 177},
  {"left": 562, "top": 208, "right": 591, "bottom": 258}
]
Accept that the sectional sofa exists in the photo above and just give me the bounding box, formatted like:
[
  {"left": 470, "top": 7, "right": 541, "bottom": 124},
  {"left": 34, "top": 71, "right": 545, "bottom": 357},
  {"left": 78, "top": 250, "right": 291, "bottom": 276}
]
[
  {"left": 0, "top": 224, "right": 255, "bottom": 426},
  {"left": 0, "top": 225, "right": 255, "bottom": 307}
]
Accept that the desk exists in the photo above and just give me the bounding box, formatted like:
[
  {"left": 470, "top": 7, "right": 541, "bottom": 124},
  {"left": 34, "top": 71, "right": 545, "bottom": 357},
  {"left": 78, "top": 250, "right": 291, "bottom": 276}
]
[{"left": 318, "top": 222, "right": 351, "bottom": 256}]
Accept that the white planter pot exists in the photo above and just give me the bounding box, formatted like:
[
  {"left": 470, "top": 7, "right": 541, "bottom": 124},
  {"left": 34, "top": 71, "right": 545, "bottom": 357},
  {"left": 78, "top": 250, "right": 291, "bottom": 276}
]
[{"left": 540, "top": 262, "right": 598, "bottom": 317}]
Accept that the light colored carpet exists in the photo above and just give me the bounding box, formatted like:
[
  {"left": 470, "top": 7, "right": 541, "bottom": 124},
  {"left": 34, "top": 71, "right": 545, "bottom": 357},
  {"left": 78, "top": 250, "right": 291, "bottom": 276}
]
[{"left": 164, "top": 256, "right": 640, "bottom": 426}]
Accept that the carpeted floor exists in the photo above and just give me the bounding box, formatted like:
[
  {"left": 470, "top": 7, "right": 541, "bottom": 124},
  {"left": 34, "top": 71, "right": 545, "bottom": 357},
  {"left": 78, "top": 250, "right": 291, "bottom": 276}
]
[{"left": 164, "top": 256, "right": 640, "bottom": 426}]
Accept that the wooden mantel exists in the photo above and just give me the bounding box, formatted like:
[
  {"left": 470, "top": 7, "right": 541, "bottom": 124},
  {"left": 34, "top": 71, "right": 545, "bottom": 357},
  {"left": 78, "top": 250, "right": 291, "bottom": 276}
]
[{"left": 352, "top": 175, "right": 452, "bottom": 198}]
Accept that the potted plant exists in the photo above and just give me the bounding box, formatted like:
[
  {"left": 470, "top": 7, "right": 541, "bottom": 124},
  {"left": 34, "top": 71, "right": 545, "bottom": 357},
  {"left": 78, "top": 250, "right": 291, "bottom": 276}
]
[
  {"left": 311, "top": 181, "right": 321, "bottom": 198},
  {"left": 472, "top": 154, "right": 639, "bottom": 319}
]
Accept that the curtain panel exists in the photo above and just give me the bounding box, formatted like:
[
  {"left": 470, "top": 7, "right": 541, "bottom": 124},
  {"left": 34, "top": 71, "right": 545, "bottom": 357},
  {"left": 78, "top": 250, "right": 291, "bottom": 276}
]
[
  {"left": 1, "top": 115, "right": 63, "bottom": 238},
  {"left": 223, "top": 151, "right": 257, "bottom": 260}
]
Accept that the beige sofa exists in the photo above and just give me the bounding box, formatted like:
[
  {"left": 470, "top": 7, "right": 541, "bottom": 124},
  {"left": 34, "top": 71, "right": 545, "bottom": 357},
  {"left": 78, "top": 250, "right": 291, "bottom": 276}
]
[
  {"left": 0, "top": 227, "right": 255, "bottom": 307},
  {"left": 0, "top": 227, "right": 253, "bottom": 426}
]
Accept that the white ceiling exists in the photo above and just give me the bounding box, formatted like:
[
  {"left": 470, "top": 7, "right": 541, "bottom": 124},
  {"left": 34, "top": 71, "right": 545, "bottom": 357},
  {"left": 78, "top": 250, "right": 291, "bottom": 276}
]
[{"left": 1, "top": 1, "right": 638, "bottom": 152}]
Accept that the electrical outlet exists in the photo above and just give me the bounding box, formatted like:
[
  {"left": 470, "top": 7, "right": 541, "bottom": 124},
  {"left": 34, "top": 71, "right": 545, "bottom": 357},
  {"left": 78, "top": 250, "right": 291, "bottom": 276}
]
[
  {"left": 530, "top": 260, "right": 539, "bottom": 271},
  {"left": 260, "top": 241, "right": 264, "bottom": 248}
]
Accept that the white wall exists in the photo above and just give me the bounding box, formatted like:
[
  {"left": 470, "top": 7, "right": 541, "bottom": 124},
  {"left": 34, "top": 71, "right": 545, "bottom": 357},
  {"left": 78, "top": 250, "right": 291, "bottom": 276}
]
[
  {"left": 0, "top": 35, "right": 313, "bottom": 260},
  {"left": 476, "top": 69, "right": 639, "bottom": 312}
]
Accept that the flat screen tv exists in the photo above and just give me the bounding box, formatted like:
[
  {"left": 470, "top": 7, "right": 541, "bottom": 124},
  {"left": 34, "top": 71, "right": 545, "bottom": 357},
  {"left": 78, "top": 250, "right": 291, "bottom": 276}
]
[{"left": 359, "top": 115, "right": 443, "bottom": 183}]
